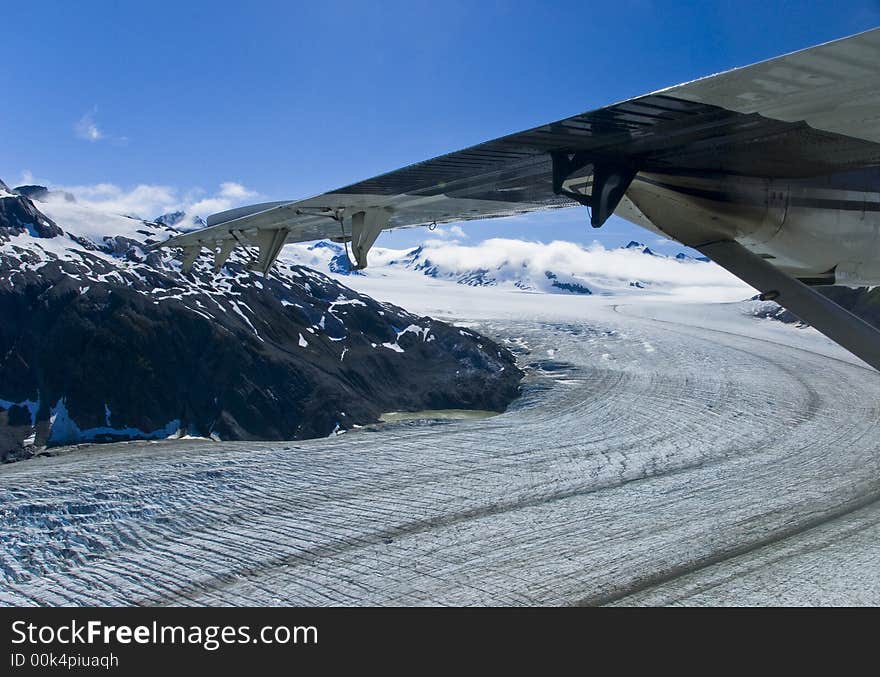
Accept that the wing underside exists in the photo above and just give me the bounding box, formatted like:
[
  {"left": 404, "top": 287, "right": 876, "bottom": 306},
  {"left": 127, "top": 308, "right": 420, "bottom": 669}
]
[
  {"left": 157, "top": 29, "right": 880, "bottom": 369},
  {"left": 160, "top": 29, "right": 880, "bottom": 270}
]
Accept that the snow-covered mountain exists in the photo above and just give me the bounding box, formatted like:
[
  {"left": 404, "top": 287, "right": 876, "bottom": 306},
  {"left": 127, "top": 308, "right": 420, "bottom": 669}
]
[
  {"left": 0, "top": 181, "right": 521, "bottom": 461},
  {"left": 153, "top": 209, "right": 207, "bottom": 231},
  {"left": 281, "top": 237, "right": 749, "bottom": 299}
]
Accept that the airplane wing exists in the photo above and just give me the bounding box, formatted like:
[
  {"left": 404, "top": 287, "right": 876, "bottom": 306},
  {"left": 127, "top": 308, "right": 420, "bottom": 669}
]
[{"left": 158, "top": 29, "right": 880, "bottom": 370}]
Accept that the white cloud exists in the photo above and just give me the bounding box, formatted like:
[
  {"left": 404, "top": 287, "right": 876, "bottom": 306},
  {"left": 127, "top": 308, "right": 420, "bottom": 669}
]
[
  {"left": 365, "top": 238, "right": 750, "bottom": 296},
  {"left": 16, "top": 169, "right": 51, "bottom": 187},
  {"left": 187, "top": 182, "right": 259, "bottom": 217},
  {"left": 219, "top": 182, "right": 257, "bottom": 200},
  {"left": 417, "top": 238, "right": 702, "bottom": 284},
  {"left": 73, "top": 108, "right": 128, "bottom": 145},
  {"left": 74, "top": 111, "right": 103, "bottom": 142},
  {"left": 448, "top": 225, "right": 468, "bottom": 239},
  {"left": 58, "top": 183, "right": 178, "bottom": 217},
  {"left": 41, "top": 177, "right": 261, "bottom": 221},
  {"left": 423, "top": 224, "right": 468, "bottom": 240}
]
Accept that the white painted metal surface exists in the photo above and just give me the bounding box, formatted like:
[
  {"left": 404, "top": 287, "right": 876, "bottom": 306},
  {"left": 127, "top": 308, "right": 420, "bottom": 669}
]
[{"left": 667, "top": 29, "right": 880, "bottom": 143}]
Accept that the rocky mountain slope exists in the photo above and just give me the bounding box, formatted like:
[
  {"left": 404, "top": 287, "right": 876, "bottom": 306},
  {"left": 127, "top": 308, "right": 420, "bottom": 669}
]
[{"left": 0, "top": 181, "right": 522, "bottom": 462}]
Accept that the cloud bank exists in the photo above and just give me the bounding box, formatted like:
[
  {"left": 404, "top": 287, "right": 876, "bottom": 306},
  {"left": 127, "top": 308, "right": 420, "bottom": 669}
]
[
  {"left": 373, "top": 238, "right": 736, "bottom": 288},
  {"left": 40, "top": 178, "right": 259, "bottom": 221},
  {"left": 284, "top": 237, "right": 754, "bottom": 301}
]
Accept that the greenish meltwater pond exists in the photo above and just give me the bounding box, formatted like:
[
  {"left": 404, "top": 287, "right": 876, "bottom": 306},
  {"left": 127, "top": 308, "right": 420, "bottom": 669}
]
[{"left": 378, "top": 409, "right": 499, "bottom": 423}]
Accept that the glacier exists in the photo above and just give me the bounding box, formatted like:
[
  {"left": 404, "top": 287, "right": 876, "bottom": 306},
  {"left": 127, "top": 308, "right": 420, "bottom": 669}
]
[{"left": 1, "top": 282, "right": 878, "bottom": 606}]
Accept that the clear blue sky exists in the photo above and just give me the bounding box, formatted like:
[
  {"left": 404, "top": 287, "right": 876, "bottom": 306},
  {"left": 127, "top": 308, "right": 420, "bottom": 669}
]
[{"left": 2, "top": 1, "right": 878, "bottom": 250}]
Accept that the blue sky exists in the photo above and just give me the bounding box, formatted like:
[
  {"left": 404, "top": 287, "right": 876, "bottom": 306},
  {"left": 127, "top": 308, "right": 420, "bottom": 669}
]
[{"left": 2, "top": 1, "right": 878, "bottom": 250}]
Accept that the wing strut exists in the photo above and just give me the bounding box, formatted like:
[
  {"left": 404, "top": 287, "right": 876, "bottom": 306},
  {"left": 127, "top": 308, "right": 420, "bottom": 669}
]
[{"left": 698, "top": 240, "right": 880, "bottom": 372}]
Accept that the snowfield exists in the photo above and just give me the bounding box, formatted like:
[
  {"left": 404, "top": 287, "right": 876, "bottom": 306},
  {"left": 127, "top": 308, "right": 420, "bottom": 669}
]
[
  {"left": 1, "top": 278, "right": 878, "bottom": 606},
  {"left": 279, "top": 236, "right": 751, "bottom": 300}
]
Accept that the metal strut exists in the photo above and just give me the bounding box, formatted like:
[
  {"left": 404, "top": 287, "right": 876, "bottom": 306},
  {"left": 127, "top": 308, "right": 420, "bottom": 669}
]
[
  {"left": 698, "top": 240, "right": 880, "bottom": 372},
  {"left": 550, "top": 151, "right": 637, "bottom": 228}
]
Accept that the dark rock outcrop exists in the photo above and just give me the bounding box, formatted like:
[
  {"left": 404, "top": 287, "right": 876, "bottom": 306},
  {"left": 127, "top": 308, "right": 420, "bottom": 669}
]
[
  {"left": 13, "top": 185, "right": 77, "bottom": 203},
  {"left": 551, "top": 280, "right": 592, "bottom": 294},
  {"left": 624, "top": 241, "right": 656, "bottom": 256},
  {"left": 12, "top": 185, "right": 49, "bottom": 201},
  {"left": 0, "top": 190, "right": 523, "bottom": 462},
  {"left": 0, "top": 193, "right": 63, "bottom": 238},
  {"left": 753, "top": 286, "right": 880, "bottom": 329}
]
